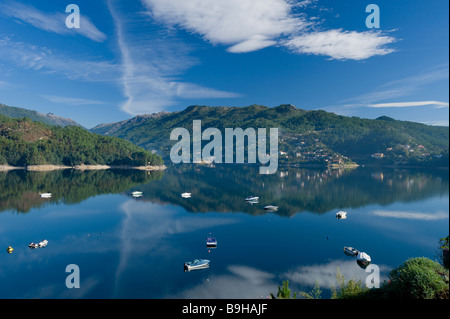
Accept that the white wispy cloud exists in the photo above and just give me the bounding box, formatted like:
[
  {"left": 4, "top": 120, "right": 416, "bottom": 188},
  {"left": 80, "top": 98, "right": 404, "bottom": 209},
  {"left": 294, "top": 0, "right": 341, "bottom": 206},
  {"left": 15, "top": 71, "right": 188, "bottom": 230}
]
[
  {"left": 295, "top": 0, "right": 318, "bottom": 9},
  {"left": 368, "top": 101, "right": 449, "bottom": 108},
  {"left": 41, "top": 95, "right": 106, "bottom": 106},
  {"left": 142, "top": 0, "right": 305, "bottom": 53},
  {"left": 1, "top": 0, "right": 402, "bottom": 118},
  {"left": 141, "top": 0, "right": 396, "bottom": 60},
  {"left": 1, "top": 9, "right": 241, "bottom": 116},
  {"left": 0, "top": 37, "right": 119, "bottom": 81},
  {"left": 283, "top": 29, "right": 396, "bottom": 61},
  {"left": 344, "top": 64, "right": 449, "bottom": 105},
  {"left": 0, "top": 0, "right": 106, "bottom": 42},
  {"left": 108, "top": 0, "right": 241, "bottom": 115},
  {"left": 321, "top": 64, "right": 450, "bottom": 119}
]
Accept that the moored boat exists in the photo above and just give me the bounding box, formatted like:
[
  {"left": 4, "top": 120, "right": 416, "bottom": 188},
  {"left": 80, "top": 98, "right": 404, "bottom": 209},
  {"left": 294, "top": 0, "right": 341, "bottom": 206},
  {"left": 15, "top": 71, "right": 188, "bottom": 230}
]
[
  {"left": 28, "top": 242, "right": 39, "bottom": 249},
  {"left": 131, "top": 191, "right": 143, "bottom": 197},
  {"left": 29, "top": 239, "right": 48, "bottom": 249},
  {"left": 38, "top": 239, "right": 48, "bottom": 248},
  {"left": 336, "top": 211, "right": 347, "bottom": 219},
  {"left": 343, "top": 246, "right": 359, "bottom": 257},
  {"left": 184, "top": 259, "right": 210, "bottom": 271},
  {"left": 206, "top": 237, "right": 217, "bottom": 247},
  {"left": 356, "top": 252, "right": 371, "bottom": 269}
]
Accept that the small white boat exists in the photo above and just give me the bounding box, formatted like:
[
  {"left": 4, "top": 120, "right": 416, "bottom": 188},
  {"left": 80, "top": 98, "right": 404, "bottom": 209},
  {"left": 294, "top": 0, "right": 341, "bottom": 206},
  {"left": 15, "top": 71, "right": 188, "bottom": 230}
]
[
  {"left": 357, "top": 252, "right": 371, "bottom": 262},
  {"left": 28, "top": 242, "right": 39, "bottom": 249},
  {"left": 181, "top": 193, "right": 192, "bottom": 198},
  {"left": 131, "top": 191, "right": 143, "bottom": 197},
  {"left": 40, "top": 193, "right": 52, "bottom": 198},
  {"left": 336, "top": 211, "right": 347, "bottom": 219},
  {"left": 184, "top": 259, "right": 210, "bottom": 271},
  {"left": 245, "top": 196, "right": 259, "bottom": 201},
  {"left": 29, "top": 239, "right": 48, "bottom": 249},
  {"left": 38, "top": 239, "right": 48, "bottom": 248},
  {"left": 246, "top": 199, "right": 259, "bottom": 205},
  {"left": 356, "top": 252, "right": 371, "bottom": 269},
  {"left": 206, "top": 237, "right": 217, "bottom": 247},
  {"left": 264, "top": 205, "right": 278, "bottom": 211},
  {"left": 343, "top": 246, "right": 359, "bottom": 257}
]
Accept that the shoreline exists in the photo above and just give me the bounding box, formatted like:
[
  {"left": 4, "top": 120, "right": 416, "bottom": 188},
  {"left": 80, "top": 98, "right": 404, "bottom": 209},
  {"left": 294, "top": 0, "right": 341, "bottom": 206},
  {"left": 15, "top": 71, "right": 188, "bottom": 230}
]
[{"left": 0, "top": 164, "right": 167, "bottom": 172}]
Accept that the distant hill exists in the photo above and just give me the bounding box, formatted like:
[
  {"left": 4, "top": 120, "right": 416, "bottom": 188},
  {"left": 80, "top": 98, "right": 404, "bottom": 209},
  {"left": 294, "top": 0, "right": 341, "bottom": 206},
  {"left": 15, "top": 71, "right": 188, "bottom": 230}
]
[
  {"left": 0, "top": 103, "right": 82, "bottom": 127},
  {"left": 91, "top": 104, "right": 449, "bottom": 167},
  {"left": 0, "top": 114, "right": 163, "bottom": 167},
  {"left": 92, "top": 111, "right": 170, "bottom": 136}
]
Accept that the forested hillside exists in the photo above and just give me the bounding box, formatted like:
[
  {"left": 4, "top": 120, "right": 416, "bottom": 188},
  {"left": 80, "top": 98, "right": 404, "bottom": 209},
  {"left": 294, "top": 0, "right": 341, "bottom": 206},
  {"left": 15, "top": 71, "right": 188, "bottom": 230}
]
[
  {"left": 0, "top": 103, "right": 82, "bottom": 127},
  {"left": 0, "top": 114, "right": 163, "bottom": 167},
  {"left": 91, "top": 104, "right": 449, "bottom": 167}
]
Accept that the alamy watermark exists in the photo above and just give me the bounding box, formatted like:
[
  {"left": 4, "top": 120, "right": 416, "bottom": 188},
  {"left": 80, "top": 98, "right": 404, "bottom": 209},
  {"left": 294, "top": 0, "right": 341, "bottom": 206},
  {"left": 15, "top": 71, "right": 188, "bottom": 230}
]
[
  {"left": 65, "top": 264, "right": 80, "bottom": 289},
  {"left": 170, "top": 120, "right": 279, "bottom": 174},
  {"left": 366, "top": 4, "right": 380, "bottom": 29},
  {"left": 65, "top": 4, "right": 80, "bottom": 29},
  {"left": 365, "top": 264, "right": 380, "bottom": 289}
]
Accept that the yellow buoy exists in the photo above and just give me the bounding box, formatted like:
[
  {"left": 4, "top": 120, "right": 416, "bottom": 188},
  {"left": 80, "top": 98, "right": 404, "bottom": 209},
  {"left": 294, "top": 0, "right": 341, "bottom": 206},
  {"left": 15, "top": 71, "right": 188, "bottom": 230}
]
[{"left": 6, "top": 246, "right": 14, "bottom": 254}]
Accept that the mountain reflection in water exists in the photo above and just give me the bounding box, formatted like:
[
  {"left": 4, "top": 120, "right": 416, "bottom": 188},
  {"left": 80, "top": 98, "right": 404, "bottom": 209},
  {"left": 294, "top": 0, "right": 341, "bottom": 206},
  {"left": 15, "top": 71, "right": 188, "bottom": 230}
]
[{"left": 1, "top": 165, "right": 448, "bottom": 216}]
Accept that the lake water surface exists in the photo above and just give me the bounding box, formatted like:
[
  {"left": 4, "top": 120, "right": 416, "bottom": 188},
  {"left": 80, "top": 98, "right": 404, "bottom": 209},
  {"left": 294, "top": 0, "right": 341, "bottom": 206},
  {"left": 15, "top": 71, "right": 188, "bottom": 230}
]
[{"left": 0, "top": 165, "right": 448, "bottom": 299}]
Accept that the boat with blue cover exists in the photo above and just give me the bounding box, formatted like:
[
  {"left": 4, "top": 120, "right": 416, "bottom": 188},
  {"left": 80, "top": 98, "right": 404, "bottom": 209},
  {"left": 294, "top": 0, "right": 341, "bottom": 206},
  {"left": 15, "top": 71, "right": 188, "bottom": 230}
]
[{"left": 206, "top": 237, "right": 217, "bottom": 247}]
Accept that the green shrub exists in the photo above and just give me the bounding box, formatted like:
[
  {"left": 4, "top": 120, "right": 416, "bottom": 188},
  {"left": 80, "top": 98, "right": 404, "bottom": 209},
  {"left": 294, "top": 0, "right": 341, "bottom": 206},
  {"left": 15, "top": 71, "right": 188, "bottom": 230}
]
[
  {"left": 298, "top": 281, "right": 322, "bottom": 299},
  {"left": 331, "top": 267, "right": 370, "bottom": 299},
  {"left": 388, "top": 257, "right": 449, "bottom": 299},
  {"left": 271, "top": 280, "right": 297, "bottom": 299}
]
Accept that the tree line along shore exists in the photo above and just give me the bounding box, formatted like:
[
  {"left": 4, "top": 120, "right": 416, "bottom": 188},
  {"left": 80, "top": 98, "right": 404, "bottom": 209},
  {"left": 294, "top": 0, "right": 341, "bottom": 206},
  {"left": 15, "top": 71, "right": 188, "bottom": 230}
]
[
  {"left": 0, "top": 114, "right": 164, "bottom": 168},
  {"left": 0, "top": 164, "right": 167, "bottom": 171}
]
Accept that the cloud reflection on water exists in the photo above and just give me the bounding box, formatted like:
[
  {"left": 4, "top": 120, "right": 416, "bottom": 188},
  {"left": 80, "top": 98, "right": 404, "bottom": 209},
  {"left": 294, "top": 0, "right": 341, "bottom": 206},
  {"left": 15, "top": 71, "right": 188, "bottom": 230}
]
[
  {"left": 283, "top": 259, "right": 391, "bottom": 289},
  {"left": 371, "top": 210, "right": 448, "bottom": 221},
  {"left": 113, "top": 199, "right": 239, "bottom": 297},
  {"left": 172, "top": 265, "right": 278, "bottom": 299},
  {"left": 172, "top": 259, "right": 391, "bottom": 299}
]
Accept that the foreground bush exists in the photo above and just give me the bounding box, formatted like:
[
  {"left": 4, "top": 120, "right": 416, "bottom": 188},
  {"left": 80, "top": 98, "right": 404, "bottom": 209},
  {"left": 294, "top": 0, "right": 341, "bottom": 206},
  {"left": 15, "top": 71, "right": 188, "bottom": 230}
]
[
  {"left": 341, "top": 257, "right": 449, "bottom": 299},
  {"left": 387, "top": 257, "right": 449, "bottom": 299},
  {"left": 274, "top": 257, "right": 449, "bottom": 299}
]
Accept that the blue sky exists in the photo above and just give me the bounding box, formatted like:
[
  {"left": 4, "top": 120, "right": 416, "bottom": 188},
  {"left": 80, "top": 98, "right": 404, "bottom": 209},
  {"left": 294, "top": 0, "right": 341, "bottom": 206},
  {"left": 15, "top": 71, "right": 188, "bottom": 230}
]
[{"left": 0, "top": 0, "right": 448, "bottom": 128}]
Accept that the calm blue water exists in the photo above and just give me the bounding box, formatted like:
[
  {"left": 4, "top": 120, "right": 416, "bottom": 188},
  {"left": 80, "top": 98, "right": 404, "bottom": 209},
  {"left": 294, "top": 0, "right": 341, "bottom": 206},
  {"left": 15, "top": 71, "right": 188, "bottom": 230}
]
[{"left": 0, "top": 166, "right": 448, "bottom": 298}]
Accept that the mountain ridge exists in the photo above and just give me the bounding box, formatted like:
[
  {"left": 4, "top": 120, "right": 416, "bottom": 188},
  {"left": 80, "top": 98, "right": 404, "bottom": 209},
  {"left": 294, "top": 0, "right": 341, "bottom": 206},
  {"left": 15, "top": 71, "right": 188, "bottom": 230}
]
[
  {"left": 1, "top": 102, "right": 447, "bottom": 168},
  {"left": 0, "top": 103, "right": 83, "bottom": 128},
  {"left": 90, "top": 104, "right": 449, "bottom": 167},
  {"left": 92, "top": 111, "right": 170, "bottom": 135}
]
